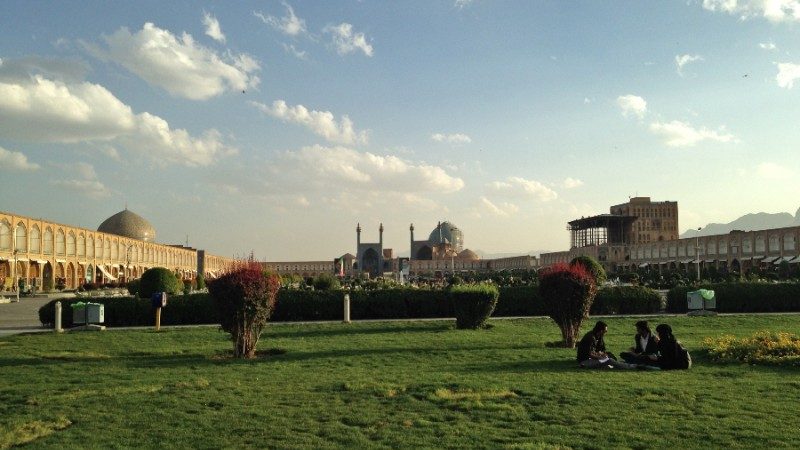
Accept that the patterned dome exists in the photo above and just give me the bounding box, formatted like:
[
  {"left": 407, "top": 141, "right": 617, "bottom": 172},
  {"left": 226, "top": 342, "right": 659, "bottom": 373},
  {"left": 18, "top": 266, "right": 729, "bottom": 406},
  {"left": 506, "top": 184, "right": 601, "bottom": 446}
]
[
  {"left": 457, "top": 249, "right": 480, "bottom": 261},
  {"left": 98, "top": 209, "right": 156, "bottom": 242},
  {"left": 428, "top": 221, "right": 464, "bottom": 252}
]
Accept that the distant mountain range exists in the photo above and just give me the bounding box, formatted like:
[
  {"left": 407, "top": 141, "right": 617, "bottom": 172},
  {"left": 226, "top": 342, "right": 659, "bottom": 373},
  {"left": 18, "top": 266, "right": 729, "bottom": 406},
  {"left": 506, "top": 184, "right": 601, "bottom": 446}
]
[{"left": 681, "top": 207, "right": 800, "bottom": 238}]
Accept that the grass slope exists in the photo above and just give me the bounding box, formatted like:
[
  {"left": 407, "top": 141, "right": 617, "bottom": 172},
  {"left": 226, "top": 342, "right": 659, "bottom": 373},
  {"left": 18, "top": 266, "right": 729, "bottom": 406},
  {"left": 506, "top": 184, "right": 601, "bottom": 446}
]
[{"left": 1, "top": 315, "right": 799, "bottom": 449}]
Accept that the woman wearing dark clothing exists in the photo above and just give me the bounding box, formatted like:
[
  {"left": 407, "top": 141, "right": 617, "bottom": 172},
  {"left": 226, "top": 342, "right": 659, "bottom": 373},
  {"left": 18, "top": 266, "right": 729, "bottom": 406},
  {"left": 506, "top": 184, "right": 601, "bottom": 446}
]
[
  {"left": 621, "top": 320, "right": 659, "bottom": 364},
  {"left": 647, "top": 324, "right": 690, "bottom": 370}
]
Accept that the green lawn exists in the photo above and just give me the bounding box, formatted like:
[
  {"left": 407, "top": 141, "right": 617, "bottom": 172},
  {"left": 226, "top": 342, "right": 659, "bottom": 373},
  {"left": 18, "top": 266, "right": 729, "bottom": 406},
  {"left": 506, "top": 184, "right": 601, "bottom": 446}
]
[{"left": 1, "top": 315, "right": 799, "bottom": 449}]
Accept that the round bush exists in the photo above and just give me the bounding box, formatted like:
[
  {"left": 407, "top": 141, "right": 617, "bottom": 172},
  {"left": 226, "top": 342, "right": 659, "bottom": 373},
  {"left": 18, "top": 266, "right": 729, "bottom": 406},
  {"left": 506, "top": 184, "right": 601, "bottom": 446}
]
[
  {"left": 570, "top": 255, "right": 607, "bottom": 285},
  {"left": 313, "top": 273, "right": 341, "bottom": 291},
  {"left": 449, "top": 284, "right": 500, "bottom": 329},
  {"left": 139, "top": 267, "right": 182, "bottom": 299}
]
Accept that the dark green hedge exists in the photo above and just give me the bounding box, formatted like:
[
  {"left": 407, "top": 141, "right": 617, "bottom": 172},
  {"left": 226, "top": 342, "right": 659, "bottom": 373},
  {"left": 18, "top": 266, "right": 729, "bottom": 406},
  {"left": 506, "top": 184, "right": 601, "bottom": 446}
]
[
  {"left": 592, "top": 286, "right": 662, "bottom": 315},
  {"left": 667, "top": 282, "right": 800, "bottom": 313},
  {"left": 39, "top": 285, "right": 664, "bottom": 328}
]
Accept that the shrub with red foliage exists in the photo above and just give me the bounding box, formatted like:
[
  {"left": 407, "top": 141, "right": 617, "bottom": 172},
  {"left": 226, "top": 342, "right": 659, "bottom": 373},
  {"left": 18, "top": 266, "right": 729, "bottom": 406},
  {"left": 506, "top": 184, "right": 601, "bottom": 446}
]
[
  {"left": 207, "top": 261, "right": 281, "bottom": 358},
  {"left": 538, "top": 262, "right": 597, "bottom": 348}
]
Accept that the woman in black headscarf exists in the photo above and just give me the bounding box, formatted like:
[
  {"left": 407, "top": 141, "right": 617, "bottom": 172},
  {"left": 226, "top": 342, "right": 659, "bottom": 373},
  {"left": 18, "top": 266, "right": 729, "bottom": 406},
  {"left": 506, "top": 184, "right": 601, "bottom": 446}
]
[{"left": 647, "top": 324, "right": 689, "bottom": 370}]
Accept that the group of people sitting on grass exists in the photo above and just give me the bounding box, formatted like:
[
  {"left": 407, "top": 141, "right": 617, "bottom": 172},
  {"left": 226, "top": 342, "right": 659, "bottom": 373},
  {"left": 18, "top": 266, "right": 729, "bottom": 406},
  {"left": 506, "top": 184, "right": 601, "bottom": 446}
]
[{"left": 577, "top": 320, "right": 691, "bottom": 370}]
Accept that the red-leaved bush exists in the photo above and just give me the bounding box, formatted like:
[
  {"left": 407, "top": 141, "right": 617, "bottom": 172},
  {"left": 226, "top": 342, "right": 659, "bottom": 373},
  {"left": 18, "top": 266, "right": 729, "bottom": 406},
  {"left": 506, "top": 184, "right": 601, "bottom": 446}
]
[
  {"left": 207, "top": 261, "right": 281, "bottom": 358},
  {"left": 538, "top": 262, "right": 597, "bottom": 348}
]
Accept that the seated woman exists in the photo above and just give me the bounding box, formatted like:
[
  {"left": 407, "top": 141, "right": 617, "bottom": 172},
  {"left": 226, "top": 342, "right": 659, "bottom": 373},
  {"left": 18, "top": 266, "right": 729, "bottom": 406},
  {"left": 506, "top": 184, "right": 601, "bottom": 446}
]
[
  {"left": 646, "top": 324, "right": 691, "bottom": 370},
  {"left": 620, "top": 320, "right": 659, "bottom": 364},
  {"left": 576, "top": 321, "right": 635, "bottom": 369}
]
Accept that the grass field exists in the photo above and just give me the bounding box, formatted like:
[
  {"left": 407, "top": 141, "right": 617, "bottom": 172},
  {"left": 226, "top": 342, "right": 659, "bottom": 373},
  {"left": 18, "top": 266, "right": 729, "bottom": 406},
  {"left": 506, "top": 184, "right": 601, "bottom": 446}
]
[{"left": 1, "top": 315, "right": 799, "bottom": 449}]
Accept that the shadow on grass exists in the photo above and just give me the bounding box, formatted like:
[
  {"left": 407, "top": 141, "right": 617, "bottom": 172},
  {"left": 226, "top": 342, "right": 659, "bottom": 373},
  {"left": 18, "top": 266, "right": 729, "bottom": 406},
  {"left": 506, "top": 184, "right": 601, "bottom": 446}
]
[{"left": 262, "top": 322, "right": 454, "bottom": 339}]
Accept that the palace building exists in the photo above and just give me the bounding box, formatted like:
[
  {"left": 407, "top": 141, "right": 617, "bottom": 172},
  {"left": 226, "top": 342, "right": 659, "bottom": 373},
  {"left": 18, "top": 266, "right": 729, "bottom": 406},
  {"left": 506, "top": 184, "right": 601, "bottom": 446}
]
[{"left": 540, "top": 197, "right": 800, "bottom": 275}]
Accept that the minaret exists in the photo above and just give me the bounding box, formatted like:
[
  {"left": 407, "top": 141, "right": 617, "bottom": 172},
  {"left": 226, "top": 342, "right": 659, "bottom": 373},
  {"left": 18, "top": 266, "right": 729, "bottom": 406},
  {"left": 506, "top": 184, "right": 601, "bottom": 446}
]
[
  {"left": 409, "top": 223, "right": 415, "bottom": 261},
  {"left": 379, "top": 223, "right": 384, "bottom": 246},
  {"left": 356, "top": 223, "right": 361, "bottom": 247}
]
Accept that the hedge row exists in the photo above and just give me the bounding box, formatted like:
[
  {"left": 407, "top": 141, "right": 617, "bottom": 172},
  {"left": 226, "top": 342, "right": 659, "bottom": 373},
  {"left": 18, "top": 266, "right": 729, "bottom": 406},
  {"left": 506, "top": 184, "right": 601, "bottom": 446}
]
[
  {"left": 666, "top": 282, "right": 800, "bottom": 313},
  {"left": 39, "top": 285, "right": 663, "bottom": 327}
]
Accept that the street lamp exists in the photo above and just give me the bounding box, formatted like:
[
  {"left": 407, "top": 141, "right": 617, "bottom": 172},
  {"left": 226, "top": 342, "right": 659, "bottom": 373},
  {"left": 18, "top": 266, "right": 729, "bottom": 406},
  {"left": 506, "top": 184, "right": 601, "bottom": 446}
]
[
  {"left": 695, "top": 227, "right": 702, "bottom": 282},
  {"left": 125, "top": 244, "right": 133, "bottom": 283}
]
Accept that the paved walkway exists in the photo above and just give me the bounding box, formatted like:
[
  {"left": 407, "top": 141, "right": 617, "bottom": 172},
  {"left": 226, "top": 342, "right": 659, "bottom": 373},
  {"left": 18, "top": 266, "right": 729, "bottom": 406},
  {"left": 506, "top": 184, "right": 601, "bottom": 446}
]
[{"left": 0, "top": 293, "right": 73, "bottom": 337}]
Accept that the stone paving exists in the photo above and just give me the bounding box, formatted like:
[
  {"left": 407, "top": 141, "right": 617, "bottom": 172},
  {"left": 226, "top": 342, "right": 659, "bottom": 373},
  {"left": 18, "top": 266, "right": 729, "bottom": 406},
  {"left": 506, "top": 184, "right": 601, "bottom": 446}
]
[{"left": 0, "top": 293, "right": 72, "bottom": 336}]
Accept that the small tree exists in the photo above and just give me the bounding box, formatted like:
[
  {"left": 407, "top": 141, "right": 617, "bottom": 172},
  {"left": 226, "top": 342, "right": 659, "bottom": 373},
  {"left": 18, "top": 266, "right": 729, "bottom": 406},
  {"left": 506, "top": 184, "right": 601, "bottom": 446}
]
[
  {"left": 570, "top": 255, "right": 606, "bottom": 285},
  {"left": 313, "top": 273, "right": 341, "bottom": 291},
  {"left": 196, "top": 273, "right": 206, "bottom": 290},
  {"left": 207, "top": 263, "right": 281, "bottom": 358},
  {"left": 539, "top": 263, "right": 597, "bottom": 348},
  {"left": 139, "top": 267, "right": 182, "bottom": 298}
]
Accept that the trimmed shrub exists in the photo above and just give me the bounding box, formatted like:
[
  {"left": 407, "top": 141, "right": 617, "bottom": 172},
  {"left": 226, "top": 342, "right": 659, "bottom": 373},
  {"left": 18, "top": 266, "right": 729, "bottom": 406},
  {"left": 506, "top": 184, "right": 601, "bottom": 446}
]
[
  {"left": 449, "top": 284, "right": 500, "bottom": 329},
  {"left": 570, "top": 255, "right": 607, "bottom": 285},
  {"left": 667, "top": 282, "right": 800, "bottom": 313},
  {"left": 127, "top": 279, "right": 140, "bottom": 296},
  {"left": 313, "top": 273, "right": 341, "bottom": 291},
  {"left": 208, "top": 263, "right": 281, "bottom": 358},
  {"left": 494, "top": 286, "right": 546, "bottom": 316},
  {"left": 591, "top": 285, "right": 662, "bottom": 315},
  {"left": 539, "top": 263, "right": 597, "bottom": 348},
  {"left": 139, "top": 267, "right": 182, "bottom": 299}
]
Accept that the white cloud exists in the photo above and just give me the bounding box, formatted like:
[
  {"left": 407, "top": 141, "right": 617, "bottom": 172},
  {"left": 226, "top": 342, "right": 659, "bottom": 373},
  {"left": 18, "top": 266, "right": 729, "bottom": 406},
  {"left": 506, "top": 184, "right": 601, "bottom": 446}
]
[
  {"left": 254, "top": 2, "right": 307, "bottom": 37},
  {"left": 759, "top": 41, "right": 777, "bottom": 50},
  {"left": 480, "top": 197, "right": 519, "bottom": 217},
  {"left": 702, "top": 0, "right": 800, "bottom": 23},
  {"left": 84, "top": 23, "right": 260, "bottom": 100},
  {"left": 562, "top": 177, "right": 584, "bottom": 189},
  {"left": 277, "top": 145, "right": 464, "bottom": 193},
  {"left": 455, "top": 0, "right": 474, "bottom": 8},
  {"left": 616, "top": 94, "right": 647, "bottom": 119},
  {"left": 50, "top": 179, "right": 111, "bottom": 199},
  {"left": 431, "top": 133, "right": 472, "bottom": 144},
  {"left": 49, "top": 162, "right": 110, "bottom": 199},
  {"left": 250, "top": 100, "right": 368, "bottom": 145},
  {"left": 487, "top": 176, "right": 558, "bottom": 201},
  {"left": 649, "top": 120, "right": 737, "bottom": 147},
  {"left": 282, "top": 43, "right": 308, "bottom": 60},
  {"left": 0, "top": 73, "right": 235, "bottom": 166},
  {"left": 675, "top": 54, "right": 703, "bottom": 76},
  {"left": 203, "top": 11, "right": 226, "bottom": 43},
  {"left": 323, "top": 23, "right": 374, "bottom": 57},
  {"left": 756, "top": 162, "right": 792, "bottom": 179},
  {"left": 0, "top": 146, "right": 39, "bottom": 171},
  {"left": 776, "top": 62, "right": 800, "bottom": 88}
]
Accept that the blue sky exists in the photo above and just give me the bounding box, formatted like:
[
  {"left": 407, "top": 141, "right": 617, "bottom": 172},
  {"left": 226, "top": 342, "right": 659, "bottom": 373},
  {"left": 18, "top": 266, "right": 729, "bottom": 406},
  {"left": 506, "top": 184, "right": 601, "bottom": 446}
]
[{"left": 2, "top": 0, "right": 800, "bottom": 260}]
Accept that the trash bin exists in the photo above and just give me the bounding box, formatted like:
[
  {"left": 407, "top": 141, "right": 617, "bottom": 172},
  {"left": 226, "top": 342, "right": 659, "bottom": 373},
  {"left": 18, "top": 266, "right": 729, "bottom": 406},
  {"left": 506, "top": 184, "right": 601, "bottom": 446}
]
[
  {"left": 687, "top": 289, "right": 715, "bottom": 310},
  {"left": 71, "top": 302, "right": 105, "bottom": 325}
]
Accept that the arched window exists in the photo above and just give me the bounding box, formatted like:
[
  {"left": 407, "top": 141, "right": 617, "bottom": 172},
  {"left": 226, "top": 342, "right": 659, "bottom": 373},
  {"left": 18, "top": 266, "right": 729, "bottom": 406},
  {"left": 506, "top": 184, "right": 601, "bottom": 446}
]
[
  {"left": 678, "top": 243, "right": 686, "bottom": 257},
  {"left": 43, "top": 228, "right": 53, "bottom": 255},
  {"left": 66, "top": 232, "right": 76, "bottom": 256},
  {"left": 96, "top": 237, "right": 103, "bottom": 258},
  {"left": 87, "top": 236, "right": 94, "bottom": 257},
  {"left": 769, "top": 235, "right": 779, "bottom": 252},
  {"left": 30, "top": 225, "right": 41, "bottom": 253},
  {"left": 111, "top": 241, "right": 118, "bottom": 260},
  {"left": 742, "top": 237, "right": 753, "bottom": 254},
  {"left": 0, "top": 219, "right": 11, "bottom": 250},
  {"left": 15, "top": 222, "right": 27, "bottom": 253},
  {"left": 56, "top": 229, "right": 66, "bottom": 256},
  {"left": 77, "top": 233, "right": 85, "bottom": 256},
  {"left": 783, "top": 233, "right": 795, "bottom": 251},
  {"left": 755, "top": 235, "right": 765, "bottom": 253},
  {"left": 718, "top": 238, "right": 727, "bottom": 255},
  {"left": 706, "top": 240, "right": 716, "bottom": 256},
  {"left": 104, "top": 239, "right": 111, "bottom": 259}
]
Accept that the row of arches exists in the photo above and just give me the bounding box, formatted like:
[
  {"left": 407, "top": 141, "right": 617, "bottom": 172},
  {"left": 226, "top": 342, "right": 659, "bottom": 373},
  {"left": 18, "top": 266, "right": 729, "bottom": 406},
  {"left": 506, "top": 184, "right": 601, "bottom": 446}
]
[
  {"left": 0, "top": 219, "right": 195, "bottom": 266},
  {"left": 632, "top": 231, "right": 799, "bottom": 261}
]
